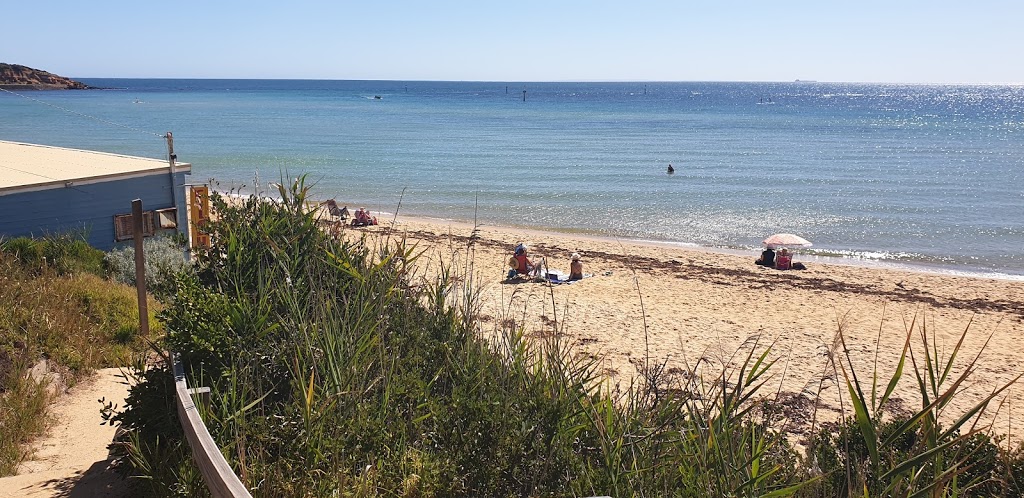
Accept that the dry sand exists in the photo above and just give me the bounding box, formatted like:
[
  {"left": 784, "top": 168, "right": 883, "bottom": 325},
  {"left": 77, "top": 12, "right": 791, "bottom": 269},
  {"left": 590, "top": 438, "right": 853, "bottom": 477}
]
[
  {"left": 341, "top": 213, "right": 1024, "bottom": 443},
  {"left": 0, "top": 368, "right": 133, "bottom": 497}
]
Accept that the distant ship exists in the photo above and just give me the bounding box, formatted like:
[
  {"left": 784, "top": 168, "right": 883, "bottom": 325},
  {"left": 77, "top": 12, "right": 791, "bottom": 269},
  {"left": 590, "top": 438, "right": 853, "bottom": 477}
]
[{"left": 794, "top": 79, "right": 817, "bottom": 83}]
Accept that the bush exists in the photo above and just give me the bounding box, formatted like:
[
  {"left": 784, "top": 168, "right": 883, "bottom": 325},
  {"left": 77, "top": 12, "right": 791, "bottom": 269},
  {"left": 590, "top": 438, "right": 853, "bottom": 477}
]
[
  {"left": 104, "top": 235, "right": 190, "bottom": 300},
  {"left": 0, "top": 360, "right": 50, "bottom": 475},
  {"left": 1, "top": 233, "right": 105, "bottom": 277},
  {"left": 807, "top": 418, "right": 1024, "bottom": 496}
]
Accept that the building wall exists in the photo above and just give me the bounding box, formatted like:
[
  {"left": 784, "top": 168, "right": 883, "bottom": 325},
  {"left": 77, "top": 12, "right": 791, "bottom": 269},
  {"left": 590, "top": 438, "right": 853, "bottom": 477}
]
[{"left": 0, "top": 171, "right": 189, "bottom": 251}]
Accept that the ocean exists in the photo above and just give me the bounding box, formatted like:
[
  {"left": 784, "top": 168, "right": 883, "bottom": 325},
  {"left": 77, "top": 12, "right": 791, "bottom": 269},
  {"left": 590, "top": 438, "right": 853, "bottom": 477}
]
[{"left": 1, "top": 79, "right": 1022, "bottom": 277}]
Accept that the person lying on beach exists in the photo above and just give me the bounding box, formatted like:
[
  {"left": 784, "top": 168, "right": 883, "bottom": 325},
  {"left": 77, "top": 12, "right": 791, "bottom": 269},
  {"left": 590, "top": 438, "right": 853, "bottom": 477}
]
[
  {"left": 569, "top": 253, "right": 583, "bottom": 280},
  {"left": 755, "top": 247, "right": 775, "bottom": 267}
]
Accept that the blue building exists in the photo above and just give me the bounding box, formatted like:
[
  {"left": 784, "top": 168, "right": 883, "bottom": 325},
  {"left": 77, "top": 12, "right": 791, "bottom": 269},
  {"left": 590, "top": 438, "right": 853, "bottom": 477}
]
[{"left": 0, "top": 140, "right": 192, "bottom": 250}]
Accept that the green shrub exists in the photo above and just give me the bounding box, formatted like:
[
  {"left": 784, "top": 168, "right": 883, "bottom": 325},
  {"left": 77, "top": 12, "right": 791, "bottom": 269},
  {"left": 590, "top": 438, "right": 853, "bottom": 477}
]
[
  {"left": 807, "top": 418, "right": 1024, "bottom": 497},
  {"left": 0, "top": 233, "right": 105, "bottom": 277},
  {"left": 104, "top": 235, "right": 190, "bottom": 300},
  {"left": 0, "top": 236, "right": 43, "bottom": 267}
]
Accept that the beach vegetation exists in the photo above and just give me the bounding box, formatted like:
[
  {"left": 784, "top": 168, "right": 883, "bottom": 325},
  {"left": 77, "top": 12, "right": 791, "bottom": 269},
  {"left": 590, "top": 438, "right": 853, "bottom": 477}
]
[
  {"left": 110, "top": 178, "right": 1023, "bottom": 497},
  {"left": 800, "top": 317, "right": 1023, "bottom": 497},
  {"left": 104, "top": 233, "right": 191, "bottom": 300},
  {"left": 1, "top": 233, "right": 106, "bottom": 277},
  {"left": 0, "top": 235, "right": 160, "bottom": 476}
]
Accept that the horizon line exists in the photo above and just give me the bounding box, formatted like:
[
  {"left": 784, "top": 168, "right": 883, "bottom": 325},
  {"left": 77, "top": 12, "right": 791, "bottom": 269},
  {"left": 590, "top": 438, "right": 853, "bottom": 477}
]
[{"left": 69, "top": 76, "right": 1024, "bottom": 86}]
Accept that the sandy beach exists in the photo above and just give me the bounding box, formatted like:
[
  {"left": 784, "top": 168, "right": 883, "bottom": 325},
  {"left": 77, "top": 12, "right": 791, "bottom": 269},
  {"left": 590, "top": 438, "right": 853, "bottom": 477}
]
[{"left": 338, "top": 212, "right": 1024, "bottom": 444}]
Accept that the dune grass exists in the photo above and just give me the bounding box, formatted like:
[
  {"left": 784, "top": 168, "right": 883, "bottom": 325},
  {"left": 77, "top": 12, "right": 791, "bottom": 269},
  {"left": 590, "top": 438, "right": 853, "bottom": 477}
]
[
  {"left": 0, "top": 237, "right": 160, "bottom": 476},
  {"left": 112, "top": 178, "right": 1024, "bottom": 497}
]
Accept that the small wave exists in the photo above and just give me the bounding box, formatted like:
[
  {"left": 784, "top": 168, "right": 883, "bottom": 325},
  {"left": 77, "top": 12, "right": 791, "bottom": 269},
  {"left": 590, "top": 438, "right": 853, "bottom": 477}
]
[{"left": 811, "top": 248, "right": 939, "bottom": 262}]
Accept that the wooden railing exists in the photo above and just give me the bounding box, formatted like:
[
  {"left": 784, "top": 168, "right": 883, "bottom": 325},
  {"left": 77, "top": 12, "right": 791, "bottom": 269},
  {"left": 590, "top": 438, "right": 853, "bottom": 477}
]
[{"left": 173, "top": 356, "right": 253, "bottom": 498}]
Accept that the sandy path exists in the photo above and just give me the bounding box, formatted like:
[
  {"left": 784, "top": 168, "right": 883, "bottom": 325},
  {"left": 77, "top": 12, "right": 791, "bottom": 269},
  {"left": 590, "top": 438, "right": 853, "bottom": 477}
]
[{"left": 0, "top": 368, "right": 133, "bottom": 497}]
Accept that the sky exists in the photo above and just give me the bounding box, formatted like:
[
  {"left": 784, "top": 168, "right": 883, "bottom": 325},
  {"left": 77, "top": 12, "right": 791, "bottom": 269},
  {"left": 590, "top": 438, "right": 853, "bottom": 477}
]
[{"left": 4, "top": 0, "right": 1023, "bottom": 84}]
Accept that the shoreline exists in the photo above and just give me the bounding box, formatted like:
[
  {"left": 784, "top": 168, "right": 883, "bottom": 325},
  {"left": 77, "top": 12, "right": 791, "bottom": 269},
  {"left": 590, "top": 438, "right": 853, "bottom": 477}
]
[
  {"left": 385, "top": 210, "right": 1024, "bottom": 283},
  {"left": 222, "top": 189, "right": 1024, "bottom": 281}
]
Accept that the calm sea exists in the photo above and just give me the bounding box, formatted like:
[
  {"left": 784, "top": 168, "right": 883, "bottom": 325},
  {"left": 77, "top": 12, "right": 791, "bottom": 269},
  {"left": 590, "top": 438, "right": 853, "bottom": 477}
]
[{"left": 2, "top": 79, "right": 1022, "bottom": 277}]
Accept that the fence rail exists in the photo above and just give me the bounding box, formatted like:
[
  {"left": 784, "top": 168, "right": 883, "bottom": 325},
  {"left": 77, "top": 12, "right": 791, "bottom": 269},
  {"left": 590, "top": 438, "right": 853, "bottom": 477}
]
[{"left": 174, "top": 356, "right": 252, "bottom": 498}]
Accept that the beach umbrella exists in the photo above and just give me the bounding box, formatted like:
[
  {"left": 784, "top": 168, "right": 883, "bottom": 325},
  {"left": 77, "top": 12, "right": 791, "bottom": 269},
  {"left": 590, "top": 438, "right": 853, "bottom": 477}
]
[{"left": 763, "top": 233, "right": 812, "bottom": 249}]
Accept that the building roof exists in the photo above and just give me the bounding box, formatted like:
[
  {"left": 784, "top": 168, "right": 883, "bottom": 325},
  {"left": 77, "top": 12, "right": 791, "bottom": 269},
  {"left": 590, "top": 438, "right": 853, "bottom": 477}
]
[{"left": 0, "top": 140, "right": 192, "bottom": 195}]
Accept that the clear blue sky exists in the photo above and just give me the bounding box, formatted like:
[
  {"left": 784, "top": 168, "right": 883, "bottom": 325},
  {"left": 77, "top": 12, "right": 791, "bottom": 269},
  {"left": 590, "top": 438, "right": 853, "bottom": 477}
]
[{"left": 5, "top": 0, "right": 1022, "bottom": 84}]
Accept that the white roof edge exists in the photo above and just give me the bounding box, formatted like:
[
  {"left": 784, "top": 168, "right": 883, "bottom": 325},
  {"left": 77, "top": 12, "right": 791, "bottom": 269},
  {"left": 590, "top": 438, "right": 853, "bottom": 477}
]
[
  {"left": 0, "top": 165, "right": 192, "bottom": 196},
  {"left": 0, "top": 140, "right": 193, "bottom": 192}
]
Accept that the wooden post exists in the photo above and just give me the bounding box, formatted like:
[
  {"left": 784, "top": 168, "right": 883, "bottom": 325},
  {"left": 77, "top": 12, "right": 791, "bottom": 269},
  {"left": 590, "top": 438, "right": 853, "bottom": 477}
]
[
  {"left": 132, "top": 199, "right": 150, "bottom": 337},
  {"left": 191, "top": 386, "right": 212, "bottom": 411},
  {"left": 166, "top": 132, "right": 178, "bottom": 212}
]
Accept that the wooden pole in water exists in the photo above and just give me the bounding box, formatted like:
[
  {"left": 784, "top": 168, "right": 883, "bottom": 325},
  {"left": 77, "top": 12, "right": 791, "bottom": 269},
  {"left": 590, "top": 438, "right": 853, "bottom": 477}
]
[
  {"left": 132, "top": 199, "right": 150, "bottom": 337},
  {"left": 522, "top": 87, "right": 527, "bottom": 102}
]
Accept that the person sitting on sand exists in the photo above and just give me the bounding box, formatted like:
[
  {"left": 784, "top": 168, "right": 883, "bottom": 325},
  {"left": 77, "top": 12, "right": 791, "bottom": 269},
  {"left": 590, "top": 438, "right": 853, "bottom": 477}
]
[
  {"left": 351, "top": 207, "right": 378, "bottom": 227},
  {"left": 569, "top": 253, "right": 583, "bottom": 280},
  {"left": 755, "top": 247, "right": 775, "bottom": 267},
  {"left": 775, "top": 248, "right": 792, "bottom": 270},
  {"left": 512, "top": 244, "right": 542, "bottom": 278}
]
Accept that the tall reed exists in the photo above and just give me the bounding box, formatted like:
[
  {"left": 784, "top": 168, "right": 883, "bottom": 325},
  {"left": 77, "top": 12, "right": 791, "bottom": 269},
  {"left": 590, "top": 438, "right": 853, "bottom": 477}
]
[{"left": 804, "top": 314, "right": 1023, "bottom": 497}]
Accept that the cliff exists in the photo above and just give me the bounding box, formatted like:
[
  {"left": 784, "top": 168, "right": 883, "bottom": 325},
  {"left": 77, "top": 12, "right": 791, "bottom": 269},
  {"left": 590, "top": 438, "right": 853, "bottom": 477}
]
[{"left": 0, "top": 63, "right": 91, "bottom": 90}]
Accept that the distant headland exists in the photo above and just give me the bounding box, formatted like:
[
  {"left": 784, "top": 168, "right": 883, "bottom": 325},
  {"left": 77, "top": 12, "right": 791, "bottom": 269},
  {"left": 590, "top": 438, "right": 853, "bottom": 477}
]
[{"left": 0, "top": 63, "right": 91, "bottom": 90}]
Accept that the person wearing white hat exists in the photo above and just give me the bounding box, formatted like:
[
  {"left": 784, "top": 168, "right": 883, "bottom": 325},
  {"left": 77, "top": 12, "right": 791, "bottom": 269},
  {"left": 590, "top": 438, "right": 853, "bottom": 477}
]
[{"left": 568, "top": 253, "right": 583, "bottom": 280}]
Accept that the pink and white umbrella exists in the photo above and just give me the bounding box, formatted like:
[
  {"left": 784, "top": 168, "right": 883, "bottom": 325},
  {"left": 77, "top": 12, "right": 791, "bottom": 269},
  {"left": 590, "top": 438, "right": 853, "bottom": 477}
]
[{"left": 763, "top": 233, "right": 812, "bottom": 249}]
